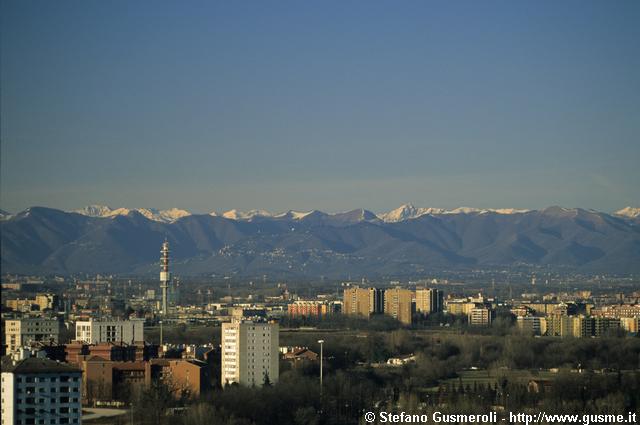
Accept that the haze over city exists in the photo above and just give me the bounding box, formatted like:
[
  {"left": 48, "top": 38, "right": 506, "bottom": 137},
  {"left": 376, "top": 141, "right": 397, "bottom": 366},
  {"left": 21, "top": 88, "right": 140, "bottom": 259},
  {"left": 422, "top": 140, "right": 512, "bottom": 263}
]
[{"left": 2, "top": 0, "right": 639, "bottom": 214}]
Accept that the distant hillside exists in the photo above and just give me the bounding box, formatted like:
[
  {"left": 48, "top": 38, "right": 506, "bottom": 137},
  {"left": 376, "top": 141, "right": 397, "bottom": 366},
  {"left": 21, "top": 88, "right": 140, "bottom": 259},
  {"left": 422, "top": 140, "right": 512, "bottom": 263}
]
[{"left": 1, "top": 206, "right": 639, "bottom": 277}]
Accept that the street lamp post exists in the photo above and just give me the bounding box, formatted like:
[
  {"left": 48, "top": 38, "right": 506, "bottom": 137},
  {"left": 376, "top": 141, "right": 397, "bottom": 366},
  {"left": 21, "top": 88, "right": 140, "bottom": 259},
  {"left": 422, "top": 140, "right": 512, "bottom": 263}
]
[{"left": 318, "top": 339, "right": 324, "bottom": 394}]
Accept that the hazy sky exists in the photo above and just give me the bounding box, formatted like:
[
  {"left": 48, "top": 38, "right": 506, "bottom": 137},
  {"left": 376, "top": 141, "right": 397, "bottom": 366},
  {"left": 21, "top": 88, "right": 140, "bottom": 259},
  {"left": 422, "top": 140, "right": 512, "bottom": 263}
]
[{"left": 2, "top": 0, "right": 639, "bottom": 214}]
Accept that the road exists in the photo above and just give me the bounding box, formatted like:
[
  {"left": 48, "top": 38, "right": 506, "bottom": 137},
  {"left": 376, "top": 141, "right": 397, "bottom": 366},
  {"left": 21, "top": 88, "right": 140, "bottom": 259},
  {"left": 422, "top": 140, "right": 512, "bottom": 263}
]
[{"left": 82, "top": 407, "right": 128, "bottom": 422}]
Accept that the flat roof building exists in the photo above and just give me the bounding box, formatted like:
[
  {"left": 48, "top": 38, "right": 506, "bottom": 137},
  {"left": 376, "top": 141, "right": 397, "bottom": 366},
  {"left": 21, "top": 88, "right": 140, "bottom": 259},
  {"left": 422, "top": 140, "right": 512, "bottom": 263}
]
[
  {"left": 221, "top": 319, "right": 279, "bottom": 387},
  {"left": 516, "top": 316, "right": 547, "bottom": 335},
  {"left": 288, "top": 301, "right": 330, "bottom": 318},
  {"left": 75, "top": 319, "right": 144, "bottom": 345},
  {"left": 1, "top": 356, "right": 82, "bottom": 425},
  {"left": 5, "top": 318, "right": 61, "bottom": 354},
  {"left": 415, "top": 288, "right": 443, "bottom": 315},
  {"left": 468, "top": 307, "right": 493, "bottom": 326},
  {"left": 343, "top": 287, "right": 371, "bottom": 317},
  {"left": 384, "top": 287, "right": 414, "bottom": 325}
]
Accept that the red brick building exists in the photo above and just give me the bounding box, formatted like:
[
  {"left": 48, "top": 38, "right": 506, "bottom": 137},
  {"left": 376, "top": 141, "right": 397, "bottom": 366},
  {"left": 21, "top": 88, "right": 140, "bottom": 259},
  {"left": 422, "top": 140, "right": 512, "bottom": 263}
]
[{"left": 288, "top": 301, "right": 330, "bottom": 318}]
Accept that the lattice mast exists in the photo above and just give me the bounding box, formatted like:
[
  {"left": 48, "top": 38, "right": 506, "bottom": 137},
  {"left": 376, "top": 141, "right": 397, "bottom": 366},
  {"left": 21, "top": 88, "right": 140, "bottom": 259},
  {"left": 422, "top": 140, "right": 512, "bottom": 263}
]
[{"left": 160, "top": 239, "right": 171, "bottom": 315}]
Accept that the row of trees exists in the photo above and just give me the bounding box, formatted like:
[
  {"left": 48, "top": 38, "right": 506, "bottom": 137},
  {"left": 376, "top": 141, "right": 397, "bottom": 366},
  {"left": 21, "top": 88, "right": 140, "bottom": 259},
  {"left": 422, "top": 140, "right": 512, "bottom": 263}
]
[
  {"left": 122, "top": 367, "right": 640, "bottom": 425},
  {"left": 280, "top": 328, "right": 640, "bottom": 373},
  {"left": 111, "top": 329, "right": 640, "bottom": 425}
]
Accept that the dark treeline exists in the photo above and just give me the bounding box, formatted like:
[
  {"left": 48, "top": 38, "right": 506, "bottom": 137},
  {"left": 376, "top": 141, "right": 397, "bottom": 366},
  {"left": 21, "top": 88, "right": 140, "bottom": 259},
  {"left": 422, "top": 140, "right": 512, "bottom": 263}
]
[
  {"left": 280, "top": 310, "right": 522, "bottom": 336},
  {"left": 145, "top": 323, "right": 221, "bottom": 346},
  {"left": 114, "top": 330, "right": 640, "bottom": 425}
]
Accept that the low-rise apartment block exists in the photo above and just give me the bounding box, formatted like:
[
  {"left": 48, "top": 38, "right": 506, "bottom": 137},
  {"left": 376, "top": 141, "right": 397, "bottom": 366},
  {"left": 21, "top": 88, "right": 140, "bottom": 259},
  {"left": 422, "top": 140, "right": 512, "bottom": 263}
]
[
  {"left": 288, "top": 300, "right": 330, "bottom": 318},
  {"left": 5, "top": 318, "right": 61, "bottom": 354},
  {"left": 1, "top": 356, "right": 82, "bottom": 425},
  {"left": 75, "top": 319, "right": 144, "bottom": 345}
]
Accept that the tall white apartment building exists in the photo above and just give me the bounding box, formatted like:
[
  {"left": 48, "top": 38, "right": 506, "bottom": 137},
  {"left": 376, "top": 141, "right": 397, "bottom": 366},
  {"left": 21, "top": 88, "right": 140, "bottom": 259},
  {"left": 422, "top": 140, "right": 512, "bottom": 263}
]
[
  {"left": 221, "top": 319, "right": 279, "bottom": 387},
  {"left": 75, "top": 319, "right": 144, "bottom": 344},
  {"left": 1, "top": 357, "right": 82, "bottom": 425},
  {"left": 5, "top": 318, "right": 61, "bottom": 354}
]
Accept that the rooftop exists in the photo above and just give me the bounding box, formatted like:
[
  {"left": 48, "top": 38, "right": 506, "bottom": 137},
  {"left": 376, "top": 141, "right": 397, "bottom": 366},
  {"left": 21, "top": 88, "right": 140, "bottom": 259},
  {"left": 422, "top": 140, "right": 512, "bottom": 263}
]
[{"left": 1, "top": 356, "right": 81, "bottom": 374}]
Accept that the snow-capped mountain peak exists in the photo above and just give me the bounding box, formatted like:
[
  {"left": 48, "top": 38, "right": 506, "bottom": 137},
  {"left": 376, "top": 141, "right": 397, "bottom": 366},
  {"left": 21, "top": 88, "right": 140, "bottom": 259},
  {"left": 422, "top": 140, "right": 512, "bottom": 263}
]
[
  {"left": 274, "top": 210, "right": 315, "bottom": 220},
  {"left": 354, "top": 208, "right": 378, "bottom": 221},
  {"left": 614, "top": 207, "right": 640, "bottom": 219},
  {"left": 161, "top": 208, "right": 192, "bottom": 220},
  {"left": 73, "top": 205, "right": 191, "bottom": 223},
  {"left": 74, "top": 204, "right": 115, "bottom": 217},
  {"left": 442, "top": 207, "right": 531, "bottom": 215},
  {"left": 0, "top": 209, "right": 12, "bottom": 220},
  {"left": 379, "top": 204, "right": 438, "bottom": 222},
  {"left": 445, "top": 207, "right": 485, "bottom": 214},
  {"left": 71, "top": 204, "right": 534, "bottom": 224},
  {"left": 379, "top": 204, "right": 529, "bottom": 222},
  {"left": 222, "top": 209, "right": 272, "bottom": 220},
  {"left": 290, "top": 210, "right": 313, "bottom": 219},
  {"left": 488, "top": 208, "right": 531, "bottom": 215},
  {"left": 137, "top": 208, "right": 191, "bottom": 222}
]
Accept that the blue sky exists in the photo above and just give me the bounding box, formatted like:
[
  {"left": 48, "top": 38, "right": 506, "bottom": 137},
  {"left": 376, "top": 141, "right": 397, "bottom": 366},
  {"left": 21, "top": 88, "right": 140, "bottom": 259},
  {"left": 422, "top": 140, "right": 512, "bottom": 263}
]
[{"left": 1, "top": 0, "right": 639, "bottom": 214}]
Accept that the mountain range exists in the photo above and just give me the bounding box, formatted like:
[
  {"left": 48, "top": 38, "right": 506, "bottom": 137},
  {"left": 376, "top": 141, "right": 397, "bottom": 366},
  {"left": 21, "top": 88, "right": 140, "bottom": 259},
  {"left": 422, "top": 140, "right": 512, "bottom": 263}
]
[
  {"left": 40, "top": 203, "right": 640, "bottom": 223},
  {"left": 1, "top": 205, "right": 639, "bottom": 277}
]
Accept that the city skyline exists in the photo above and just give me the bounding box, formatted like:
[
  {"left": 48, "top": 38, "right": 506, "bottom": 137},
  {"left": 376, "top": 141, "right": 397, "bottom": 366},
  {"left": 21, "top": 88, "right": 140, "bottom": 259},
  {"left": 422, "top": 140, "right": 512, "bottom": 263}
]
[
  {"left": 2, "top": 0, "right": 639, "bottom": 213},
  {"left": 2, "top": 2, "right": 639, "bottom": 424}
]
